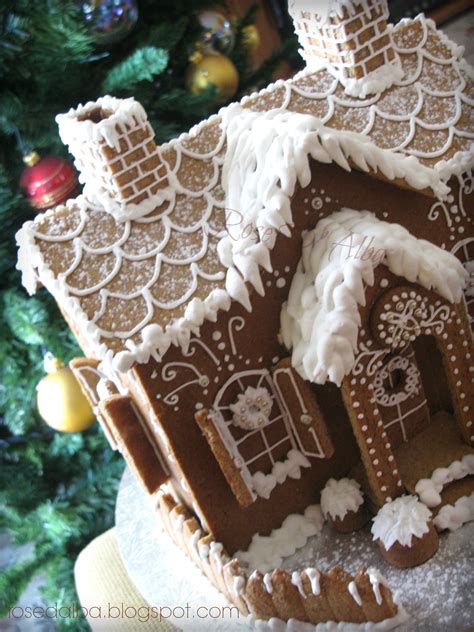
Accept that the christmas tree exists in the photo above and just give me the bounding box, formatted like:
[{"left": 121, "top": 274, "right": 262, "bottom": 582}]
[{"left": 0, "top": 1, "right": 296, "bottom": 628}]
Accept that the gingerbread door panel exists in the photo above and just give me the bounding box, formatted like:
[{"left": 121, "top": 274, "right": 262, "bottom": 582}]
[
  {"left": 272, "top": 359, "right": 334, "bottom": 459},
  {"left": 197, "top": 364, "right": 333, "bottom": 506},
  {"left": 372, "top": 346, "right": 430, "bottom": 449}
]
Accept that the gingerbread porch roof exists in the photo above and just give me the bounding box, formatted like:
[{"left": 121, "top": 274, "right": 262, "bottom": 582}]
[
  {"left": 16, "top": 15, "right": 474, "bottom": 380},
  {"left": 280, "top": 209, "right": 468, "bottom": 386}
]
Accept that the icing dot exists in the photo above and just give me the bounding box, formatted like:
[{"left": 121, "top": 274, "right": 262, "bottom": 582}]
[
  {"left": 380, "top": 279, "right": 389, "bottom": 288},
  {"left": 388, "top": 455, "right": 394, "bottom": 462},
  {"left": 284, "top": 266, "right": 290, "bottom": 273},
  {"left": 357, "top": 413, "right": 364, "bottom": 420},
  {"left": 266, "top": 281, "right": 272, "bottom": 288},
  {"left": 362, "top": 425, "right": 368, "bottom": 431},
  {"left": 369, "top": 448, "right": 376, "bottom": 455},
  {"left": 195, "top": 403, "right": 203, "bottom": 410},
  {"left": 376, "top": 471, "right": 382, "bottom": 477},
  {"left": 228, "top": 364, "right": 235, "bottom": 371},
  {"left": 224, "top": 355, "right": 230, "bottom": 362},
  {"left": 273, "top": 270, "right": 280, "bottom": 277},
  {"left": 397, "top": 481, "right": 403, "bottom": 487},
  {"left": 463, "top": 406, "right": 469, "bottom": 412},
  {"left": 218, "top": 342, "right": 226, "bottom": 351},
  {"left": 466, "top": 421, "right": 472, "bottom": 427},
  {"left": 450, "top": 356, "right": 456, "bottom": 362},
  {"left": 212, "top": 331, "right": 222, "bottom": 341},
  {"left": 276, "top": 278, "right": 286, "bottom": 289},
  {"left": 245, "top": 359, "right": 251, "bottom": 365},
  {"left": 272, "top": 356, "right": 279, "bottom": 364},
  {"left": 373, "top": 459, "right": 379, "bottom": 465}
]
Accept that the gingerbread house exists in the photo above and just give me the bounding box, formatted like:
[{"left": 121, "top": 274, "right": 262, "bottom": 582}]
[{"left": 16, "top": 0, "right": 474, "bottom": 626}]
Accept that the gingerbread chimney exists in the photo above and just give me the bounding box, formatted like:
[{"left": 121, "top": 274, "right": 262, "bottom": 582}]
[
  {"left": 56, "top": 96, "right": 168, "bottom": 219},
  {"left": 288, "top": 0, "right": 400, "bottom": 96}
]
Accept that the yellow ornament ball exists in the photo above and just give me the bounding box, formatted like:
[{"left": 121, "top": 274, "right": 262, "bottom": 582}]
[
  {"left": 186, "top": 52, "right": 239, "bottom": 104},
  {"left": 242, "top": 25, "right": 260, "bottom": 53},
  {"left": 37, "top": 355, "right": 95, "bottom": 433}
]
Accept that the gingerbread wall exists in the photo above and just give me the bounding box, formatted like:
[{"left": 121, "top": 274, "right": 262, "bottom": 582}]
[{"left": 127, "top": 161, "right": 473, "bottom": 553}]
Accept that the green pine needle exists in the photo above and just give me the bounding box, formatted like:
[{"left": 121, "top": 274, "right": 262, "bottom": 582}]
[{"left": 102, "top": 46, "right": 170, "bottom": 94}]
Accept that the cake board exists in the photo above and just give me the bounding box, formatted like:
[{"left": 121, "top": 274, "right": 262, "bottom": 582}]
[{"left": 115, "top": 468, "right": 474, "bottom": 631}]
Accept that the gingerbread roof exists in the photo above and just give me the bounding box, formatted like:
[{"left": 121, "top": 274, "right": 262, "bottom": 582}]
[{"left": 16, "top": 14, "right": 474, "bottom": 381}]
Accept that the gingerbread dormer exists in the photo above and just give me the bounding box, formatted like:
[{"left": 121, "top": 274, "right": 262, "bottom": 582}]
[
  {"left": 288, "top": 0, "right": 402, "bottom": 96},
  {"left": 56, "top": 96, "right": 169, "bottom": 221}
]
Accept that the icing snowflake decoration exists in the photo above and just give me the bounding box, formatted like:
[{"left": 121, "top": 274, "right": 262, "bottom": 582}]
[{"left": 230, "top": 386, "right": 273, "bottom": 430}]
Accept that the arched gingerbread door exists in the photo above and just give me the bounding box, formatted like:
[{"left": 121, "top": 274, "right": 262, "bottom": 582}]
[{"left": 342, "top": 277, "right": 473, "bottom": 507}]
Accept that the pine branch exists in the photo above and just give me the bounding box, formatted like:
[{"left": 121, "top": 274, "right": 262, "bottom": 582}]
[{"left": 102, "top": 46, "right": 170, "bottom": 94}]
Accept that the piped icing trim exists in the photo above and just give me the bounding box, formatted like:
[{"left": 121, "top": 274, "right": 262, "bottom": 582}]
[
  {"left": 249, "top": 602, "right": 409, "bottom": 631},
  {"left": 252, "top": 449, "right": 311, "bottom": 500},
  {"left": 320, "top": 477, "right": 364, "bottom": 521},
  {"left": 415, "top": 454, "right": 474, "bottom": 507},
  {"left": 236, "top": 504, "right": 324, "bottom": 572},
  {"left": 338, "top": 58, "right": 404, "bottom": 99},
  {"left": 371, "top": 495, "right": 432, "bottom": 550},
  {"left": 280, "top": 209, "right": 468, "bottom": 386},
  {"left": 433, "top": 492, "right": 474, "bottom": 532}
]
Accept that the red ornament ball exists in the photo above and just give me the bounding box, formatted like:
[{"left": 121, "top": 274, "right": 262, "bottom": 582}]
[{"left": 20, "top": 151, "right": 79, "bottom": 211}]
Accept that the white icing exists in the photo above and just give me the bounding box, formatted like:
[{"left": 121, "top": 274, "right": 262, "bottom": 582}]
[
  {"left": 190, "top": 528, "right": 202, "bottom": 551},
  {"left": 320, "top": 477, "right": 364, "bottom": 521},
  {"left": 348, "top": 580, "right": 362, "bottom": 607},
  {"left": 230, "top": 386, "right": 273, "bottom": 430},
  {"left": 236, "top": 504, "right": 324, "bottom": 572},
  {"left": 291, "top": 571, "right": 307, "bottom": 598},
  {"left": 280, "top": 209, "right": 468, "bottom": 386},
  {"left": 263, "top": 572, "right": 274, "bottom": 594},
  {"left": 210, "top": 541, "right": 227, "bottom": 573},
  {"left": 249, "top": 601, "right": 409, "bottom": 631},
  {"left": 367, "top": 568, "right": 389, "bottom": 606},
  {"left": 304, "top": 568, "right": 321, "bottom": 596},
  {"left": 252, "top": 449, "right": 311, "bottom": 500},
  {"left": 415, "top": 454, "right": 474, "bottom": 507},
  {"left": 433, "top": 492, "right": 474, "bottom": 532},
  {"left": 371, "top": 495, "right": 432, "bottom": 550},
  {"left": 233, "top": 575, "right": 245, "bottom": 597},
  {"left": 198, "top": 543, "right": 210, "bottom": 560}
]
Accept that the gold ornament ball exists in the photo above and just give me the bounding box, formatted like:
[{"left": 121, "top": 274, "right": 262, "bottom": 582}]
[
  {"left": 37, "top": 356, "right": 95, "bottom": 433},
  {"left": 186, "top": 53, "right": 239, "bottom": 104},
  {"left": 242, "top": 25, "right": 260, "bottom": 53}
]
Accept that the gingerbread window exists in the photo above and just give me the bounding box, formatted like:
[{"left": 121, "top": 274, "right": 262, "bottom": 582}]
[{"left": 195, "top": 358, "right": 334, "bottom": 507}]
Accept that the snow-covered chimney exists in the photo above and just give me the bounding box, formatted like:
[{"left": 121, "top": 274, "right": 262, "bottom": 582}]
[
  {"left": 56, "top": 96, "right": 169, "bottom": 221},
  {"left": 288, "top": 1, "right": 401, "bottom": 97}
]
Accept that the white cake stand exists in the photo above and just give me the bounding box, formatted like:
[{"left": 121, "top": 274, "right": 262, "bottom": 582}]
[{"left": 115, "top": 468, "right": 474, "bottom": 631}]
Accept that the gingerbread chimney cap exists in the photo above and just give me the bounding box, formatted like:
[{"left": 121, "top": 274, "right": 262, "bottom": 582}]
[{"left": 288, "top": 0, "right": 403, "bottom": 98}]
